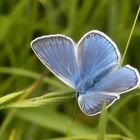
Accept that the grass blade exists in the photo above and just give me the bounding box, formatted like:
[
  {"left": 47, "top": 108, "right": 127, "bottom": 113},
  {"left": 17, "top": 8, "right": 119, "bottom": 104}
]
[
  {"left": 121, "top": 5, "right": 140, "bottom": 64},
  {"left": 0, "top": 90, "right": 28, "bottom": 105},
  {"left": 0, "top": 67, "right": 65, "bottom": 88},
  {"left": 97, "top": 101, "right": 107, "bottom": 140},
  {"left": 108, "top": 114, "right": 135, "bottom": 139},
  {"left": 0, "top": 90, "right": 73, "bottom": 109}
]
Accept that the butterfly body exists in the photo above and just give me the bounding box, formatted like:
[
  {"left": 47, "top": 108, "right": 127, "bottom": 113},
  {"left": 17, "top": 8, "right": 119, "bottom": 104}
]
[{"left": 31, "top": 30, "right": 140, "bottom": 116}]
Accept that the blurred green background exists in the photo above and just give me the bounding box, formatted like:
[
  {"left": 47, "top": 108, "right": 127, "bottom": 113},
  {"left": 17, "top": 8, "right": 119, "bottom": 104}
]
[{"left": 0, "top": 0, "right": 140, "bottom": 140}]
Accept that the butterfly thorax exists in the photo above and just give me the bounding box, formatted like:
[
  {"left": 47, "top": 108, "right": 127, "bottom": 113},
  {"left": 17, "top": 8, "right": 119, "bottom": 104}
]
[{"left": 76, "top": 80, "right": 96, "bottom": 94}]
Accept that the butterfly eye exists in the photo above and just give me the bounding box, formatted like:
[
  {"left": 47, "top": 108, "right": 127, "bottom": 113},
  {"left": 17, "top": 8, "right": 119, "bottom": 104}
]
[{"left": 75, "top": 91, "right": 79, "bottom": 98}]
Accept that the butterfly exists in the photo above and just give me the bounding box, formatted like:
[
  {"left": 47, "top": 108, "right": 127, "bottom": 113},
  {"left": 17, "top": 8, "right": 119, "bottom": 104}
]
[{"left": 30, "top": 30, "right": 140, "bottom": 116}]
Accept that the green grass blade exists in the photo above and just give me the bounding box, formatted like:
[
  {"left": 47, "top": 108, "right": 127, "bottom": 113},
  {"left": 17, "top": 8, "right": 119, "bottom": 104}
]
[
  {"left": 16, "top": 108, "right": 94, "bottom": 136},
  {"left": 121, "top": 5, "right": 140, "bottom": 64},
  {"left": 0, "top": 90, "right": 73, "bottom": 109},
  {"left": 108, "top": 114, "right": 136, "bottom": 139},
  {"left": 97, "top": 101, "right": 107, "bottom": 140},
  {"left": 0, "top": 97, "right": 69, "bottom": 109},
  {"left": 0, "top": 67, "right": 65, "bottom": 88},
  {"left": 48, "top": 134, "right": 133, "bottom": 140},
  {"left": 0, "top": 0, "right": 26, "bottom": 43},
  {"left": 0, "top": 90, "right": 28, "bottom": 105}
]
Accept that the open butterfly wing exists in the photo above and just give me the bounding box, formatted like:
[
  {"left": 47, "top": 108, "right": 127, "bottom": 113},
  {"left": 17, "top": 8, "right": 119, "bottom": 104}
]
[
  {"left": 78, "top": 92, "right": 119, "bottom": 116},
  {"left": 31, "top": 35, "right": 79, "bottom": 89},
  {"left": 78, "top": 65, "right": 139, "bottom": 116},
  {"left": 94, "top": 65, "right": 140, "bottom": 94},
  {"left": 76, "top": 30, "right": 121, "bottom": 85}
]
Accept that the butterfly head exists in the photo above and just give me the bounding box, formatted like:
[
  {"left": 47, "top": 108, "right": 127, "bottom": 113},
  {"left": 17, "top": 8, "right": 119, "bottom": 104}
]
[{"left": 73, "top": 91, "right": 79, "bottom": 99}]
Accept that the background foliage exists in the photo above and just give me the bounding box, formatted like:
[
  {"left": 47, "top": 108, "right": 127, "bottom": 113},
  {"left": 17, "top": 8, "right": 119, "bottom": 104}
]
[{"left": 0, "top": 0, "right": 140, "bottom": 140}]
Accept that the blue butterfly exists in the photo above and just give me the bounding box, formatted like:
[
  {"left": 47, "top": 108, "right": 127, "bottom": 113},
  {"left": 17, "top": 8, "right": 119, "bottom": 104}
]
[{"left": 31, "top": 30, "right": 140, "bottom": 116}]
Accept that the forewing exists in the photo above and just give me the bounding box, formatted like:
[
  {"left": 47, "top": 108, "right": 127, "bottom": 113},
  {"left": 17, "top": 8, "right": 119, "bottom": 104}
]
[
  {"left": 31, "top": 35, "right": 79, "bottom": 88},
  {"left": 95, "top": 65, "right": 140, "bottom": 94},
  {"left": 78, "top": 92, "right": 119, "bottom": 116},
  {"left": 76, "top": 30, "right": 121, "bottom": 84}
]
